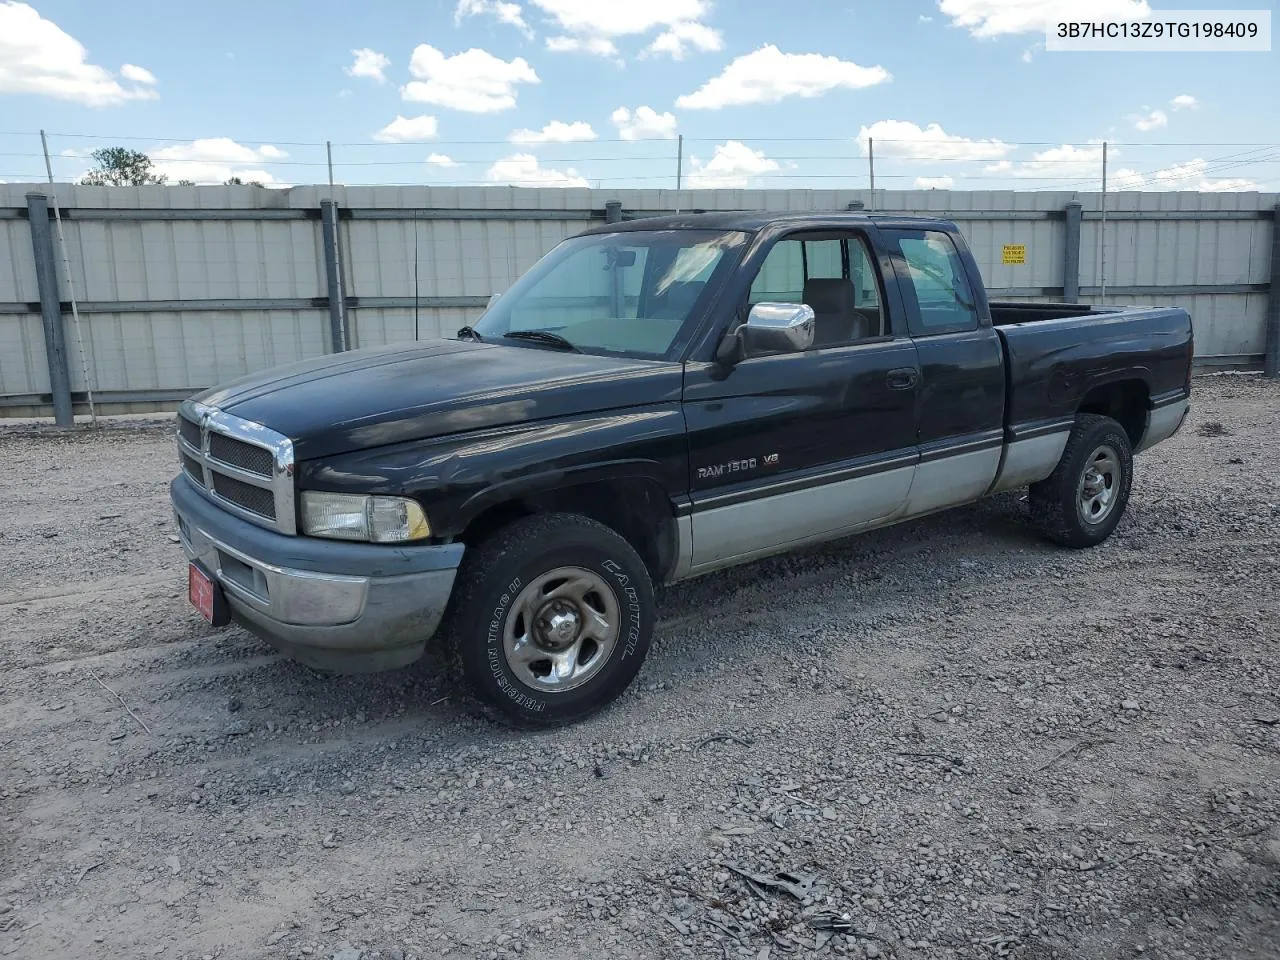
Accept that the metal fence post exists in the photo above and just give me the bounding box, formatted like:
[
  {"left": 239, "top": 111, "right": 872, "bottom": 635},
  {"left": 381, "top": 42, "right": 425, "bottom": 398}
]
[
  {"left": 1063, "top": 200, "right": 1083, "bottom": 304},
  {"left": 26, "top": 193, "right": 73, "bottom": 425},
  {"left": 320, "top": 200, "right": 346, "bottom": 352},
  {"left": 1265, "top": 203, "right": 1280, "bottom": 377},
  {"left": 605, "top": 200, "right": 622, "bottom": 223}
]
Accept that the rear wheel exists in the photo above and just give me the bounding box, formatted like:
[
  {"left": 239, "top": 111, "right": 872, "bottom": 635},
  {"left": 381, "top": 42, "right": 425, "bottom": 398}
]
[
  {"left": 444, "top": 513, "right": 654, "bottom": 726},
  {"left": 1029, "top": 414, "right": 1133, "bottom": 548}
]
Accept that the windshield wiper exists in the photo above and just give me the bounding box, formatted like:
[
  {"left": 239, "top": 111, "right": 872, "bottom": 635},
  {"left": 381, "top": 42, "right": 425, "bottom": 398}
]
[
  {"left": 456, "top": 325, "right": 484, "bottom": 342},
  {"left": 502, "top": 330, "right": 580, "bottom": 352}
]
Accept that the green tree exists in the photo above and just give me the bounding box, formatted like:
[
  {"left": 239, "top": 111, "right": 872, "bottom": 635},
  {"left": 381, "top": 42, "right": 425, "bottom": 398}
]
[
  {"left": 224, "top": 176, "right": 264, "bottom": 186},
  {"left": 80, "top": 147, "right": 167, "bottom": 186}
]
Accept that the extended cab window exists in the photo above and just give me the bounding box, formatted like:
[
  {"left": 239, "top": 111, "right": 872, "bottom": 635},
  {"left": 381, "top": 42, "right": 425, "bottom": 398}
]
[
  {"left": 748, "top": 233, "right": 885, "bottom": 347},
  {"left": 889, "top": 230, "right": 980, "bottom": 335},
  {"left": 474, "top": 229, "right": 747, "bottom": 359}
]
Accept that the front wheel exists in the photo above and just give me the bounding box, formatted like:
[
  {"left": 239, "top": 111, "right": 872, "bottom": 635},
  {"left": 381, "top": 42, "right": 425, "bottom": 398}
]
[
  {"left": 444, "top": 513, "right": 655, "bottom": 727},
  {"left": 1029, "top": 413, "right": 1133, "bottom": 548}
]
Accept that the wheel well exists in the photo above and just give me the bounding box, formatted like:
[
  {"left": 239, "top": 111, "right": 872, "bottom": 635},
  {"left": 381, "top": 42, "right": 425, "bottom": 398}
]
[
  {"left": 1077, "top": 379, "right": 1148, "bottom": 448},
  {"left": 459, "top": 478, "right": 678, "bottom": 583}
]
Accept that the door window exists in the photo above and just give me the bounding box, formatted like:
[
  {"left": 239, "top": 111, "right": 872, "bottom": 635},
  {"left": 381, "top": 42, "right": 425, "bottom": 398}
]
[
  {"left": 891, "top": 230, "right": 979, "bottom": 335},
  {"left": 747, "top": 234, "right": 884, "bottom": 344}
]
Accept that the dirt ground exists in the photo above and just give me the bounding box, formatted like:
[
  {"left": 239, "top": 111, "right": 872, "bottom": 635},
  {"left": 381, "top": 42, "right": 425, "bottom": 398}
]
[{"left": 1, "top": 374, "right": 1277, "bottom": 960}]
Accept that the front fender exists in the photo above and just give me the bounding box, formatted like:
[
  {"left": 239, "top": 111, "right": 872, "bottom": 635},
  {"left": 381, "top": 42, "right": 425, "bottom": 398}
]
[{"left": 297, "top": 405, "right": 689, "bottom": 539}]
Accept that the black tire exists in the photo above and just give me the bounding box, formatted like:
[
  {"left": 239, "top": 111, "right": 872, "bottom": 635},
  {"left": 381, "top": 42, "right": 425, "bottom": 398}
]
[
  {"left": 1029, "top": 414, "right": 1133, "bottom": 549},
  {"left": 443, "top": 513, "right": 655, "bottom": 727}
]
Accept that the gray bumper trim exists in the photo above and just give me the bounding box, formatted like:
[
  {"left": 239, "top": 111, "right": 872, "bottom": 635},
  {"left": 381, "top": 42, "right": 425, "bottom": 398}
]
[{"left": 170, "top": 474, "right": 464, "bottom": 672}]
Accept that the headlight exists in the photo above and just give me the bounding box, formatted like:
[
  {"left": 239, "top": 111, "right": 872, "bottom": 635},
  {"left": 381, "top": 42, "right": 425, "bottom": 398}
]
[{"left": 300, "top": 492, "right": 431, "bottom": 543}]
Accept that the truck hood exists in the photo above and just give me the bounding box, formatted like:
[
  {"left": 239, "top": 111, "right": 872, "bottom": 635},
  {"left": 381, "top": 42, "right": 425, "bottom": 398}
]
[{"left": 195, "top": 339, "right": 684, "bottom": 461}]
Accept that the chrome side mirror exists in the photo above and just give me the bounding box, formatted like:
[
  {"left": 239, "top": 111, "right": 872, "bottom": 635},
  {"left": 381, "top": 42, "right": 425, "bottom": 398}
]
[
  {"left": 739, "top": 302, "right": 815, "bottom": 357},
  {"left": 715, "top": 302, "right": 816, "bottom": 365}
]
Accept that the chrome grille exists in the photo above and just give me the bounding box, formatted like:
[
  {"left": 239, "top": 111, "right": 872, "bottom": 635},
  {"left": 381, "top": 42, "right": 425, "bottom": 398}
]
[
  {"left": 176, "top": 402, "right": 296, "bottom": 534},
  {"left": 180, "top": 451, "right": 205, "bottom": 485},
  {"left": 178, "top": 416, "right": 201, "bottom": 450},
  {"left": 211, "top": 474, "right": 277, "bottom": 519},
  {"left": 209, "top": 433, "right": 274, "bottom": 476}
]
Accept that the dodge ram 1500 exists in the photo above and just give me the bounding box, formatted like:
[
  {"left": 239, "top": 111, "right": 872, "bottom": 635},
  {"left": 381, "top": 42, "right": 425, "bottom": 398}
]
[{"left": 172, "top": 212, "right": 1192, "bottom": 725}]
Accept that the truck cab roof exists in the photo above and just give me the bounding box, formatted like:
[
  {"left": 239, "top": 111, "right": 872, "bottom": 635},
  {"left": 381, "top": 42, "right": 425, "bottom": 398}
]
[{"left": 579, "top": 211, "right": 960, "bottom": 236}]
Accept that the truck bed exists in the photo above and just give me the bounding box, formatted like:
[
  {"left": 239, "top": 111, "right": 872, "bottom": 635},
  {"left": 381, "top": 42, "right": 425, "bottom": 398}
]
[
  {"left": 990, "top": 300, "right": 1121, "bottom": 326},
  {"left": 993, "top": 302, "right": 1194, "bottom": 436}
]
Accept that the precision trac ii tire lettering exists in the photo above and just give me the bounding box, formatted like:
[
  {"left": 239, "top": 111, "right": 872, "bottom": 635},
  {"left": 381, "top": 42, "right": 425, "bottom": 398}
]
[{"left": 444, "top": 513, "right": 655, "bottom": 727}]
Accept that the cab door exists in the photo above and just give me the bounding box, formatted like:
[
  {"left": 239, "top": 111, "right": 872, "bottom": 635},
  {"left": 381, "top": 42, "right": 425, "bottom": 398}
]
[
  {"left": 682, "top": 228, "right": 920, "bottom": 571},
  {"left": 880, "top": 226, "right": 1006, "bottom": 515}
]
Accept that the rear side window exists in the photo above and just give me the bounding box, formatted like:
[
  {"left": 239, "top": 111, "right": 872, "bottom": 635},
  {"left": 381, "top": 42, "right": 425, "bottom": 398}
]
[{"left": 888, "top": 230, "right": 980, "bottom": 335}]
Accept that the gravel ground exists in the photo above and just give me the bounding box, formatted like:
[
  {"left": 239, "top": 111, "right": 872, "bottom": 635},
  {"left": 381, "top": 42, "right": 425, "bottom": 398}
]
[{"left": 1, "top": 374, "right": 1278, "bottom": 960}]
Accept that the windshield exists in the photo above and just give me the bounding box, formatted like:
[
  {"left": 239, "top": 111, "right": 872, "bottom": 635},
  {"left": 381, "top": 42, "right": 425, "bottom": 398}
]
[{"left": 472, "top": 229, "right": 749, "bottom": 359}]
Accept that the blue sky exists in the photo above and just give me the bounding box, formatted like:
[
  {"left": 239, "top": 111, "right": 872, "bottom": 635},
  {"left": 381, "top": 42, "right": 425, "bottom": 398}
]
[{"left": 0, "top": 0, "right": 1277, "bottom": 191}]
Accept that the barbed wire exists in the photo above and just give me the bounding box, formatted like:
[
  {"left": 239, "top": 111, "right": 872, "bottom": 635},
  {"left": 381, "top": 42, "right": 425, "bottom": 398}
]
[
  {"left": 3, "top": 130, "right": 1279, "bottom": 148},
  {"left": 12, "top": 150, "right": 1280, "bottom": 168},
  {"left": 1, "top": 129, "right": 1277, "bottom": 191}
]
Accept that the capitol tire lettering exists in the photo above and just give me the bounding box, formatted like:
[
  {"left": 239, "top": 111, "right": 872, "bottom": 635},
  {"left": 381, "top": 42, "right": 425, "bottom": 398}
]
[{"left": 447, "top": 512, "right": 656, "bottom": 728}]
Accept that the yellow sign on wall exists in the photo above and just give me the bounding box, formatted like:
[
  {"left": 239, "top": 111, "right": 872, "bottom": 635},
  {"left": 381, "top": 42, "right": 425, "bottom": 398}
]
[{"left": 1002, "top": 243, "right": 1027, "bottom": 265}]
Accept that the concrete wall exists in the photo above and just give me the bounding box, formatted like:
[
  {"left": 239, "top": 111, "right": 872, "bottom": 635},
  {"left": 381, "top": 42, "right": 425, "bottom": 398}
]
[{"left": 1, "top": 183, "right": 1276, "bottom": 417}]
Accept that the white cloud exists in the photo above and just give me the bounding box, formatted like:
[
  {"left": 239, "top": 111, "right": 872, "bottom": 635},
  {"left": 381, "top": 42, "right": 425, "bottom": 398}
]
[
  {"left": 1196, "top": 177, "right": 1258, "bottom": 192},
  {"left": 938, "top": 0, "right": 1151, "bottom": 38},
  {"left": 427, "top": 153, "right": 458, "bottom": 168},
  {"left": 148, "top": 138, "right": 288, "bottom": 185},
  {"left": 487, "top": 153, "right": 589, "bottom": 187},
  {"left": 1119, "top": 159, "right": 1259, "bottom": 192},
  {"left": 402, "top": 45, "right": 539, "bottom": 112},
  {"left": 686, "top": 141, "right": 779, "bottom": 188},
  {"left": 529, "top": 0, "right": 709, "bottom": 35},
  {"left": 915, "top": 176, "right": 955, "bottom": 189},
  {"left": 544, "top": 35, "right": 619, "bottom": 57},
  {"left": 647, "top": 21, "right": 723, "bottom": 59},
  {"left": 1131, "top": 108, "right": 1168, "bottom": 132},
  {"left": 373, "top": 114, "right": 439, "bottom": 142},
  {"left": 1020, "top": 42, "right": 1044, "bottom": 62},
  {"left": 120, "top": 63, "right": 156, "bottom": 85},
  {"left": 919, "top": 14, "right": 934, "bottom": 22},
  {"left": 1170, "top": 94, "right": 1198, "bottom": 111},
  {"left": 1111, "top": 167, "right": 1146, "bottom": 189},
  {"left": 531, "top": 0, "right": 720, "bottom": 61},
  {"left": 677, "top": 45, "right": 890, "bottom": 110},
  {"left": 454, "top": 0, "right": 532, "bottom": 36},
  {"left": 346, "top": 48, "right": 390, "bottom": 84},
  {"left": 857, "top": 120, "right": 1012, "bottom": 161},
  {"left": 152, "top": 138, "right": 286, "bottom": 165},
  {"left": 984, "top": 160, "right": 1013, "bottom": 173},
  {"left": 509, "top": 120, "right": 597, "bottom": 143},
  {"left": 0, "top": 2, "right": 159, "bottom": 106},
  {"left": 1011, "top": 142, "right": 1109, "bottom": 179},
  {"left": 611, "top": 105, "right": 678, "bottom": 140}
]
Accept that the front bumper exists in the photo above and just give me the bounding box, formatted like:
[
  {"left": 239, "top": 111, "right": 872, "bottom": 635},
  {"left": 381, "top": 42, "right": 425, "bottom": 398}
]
[{"left": 170, "top": 474, "right": 464, "bottom": 672}]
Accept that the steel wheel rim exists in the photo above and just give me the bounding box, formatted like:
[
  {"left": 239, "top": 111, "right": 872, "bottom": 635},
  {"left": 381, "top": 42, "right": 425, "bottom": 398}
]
[
  {"left": 1077, "top": 443, "right": 1121, "bottom": 525},
  {"left": 502, "top": 566, "right": 620, "bottom": 694}
]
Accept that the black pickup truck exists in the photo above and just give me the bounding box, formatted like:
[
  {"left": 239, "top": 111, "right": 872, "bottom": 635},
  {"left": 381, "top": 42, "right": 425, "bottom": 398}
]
[{"left": 171, "top": 212, "right": 1192, "bottom": 725}]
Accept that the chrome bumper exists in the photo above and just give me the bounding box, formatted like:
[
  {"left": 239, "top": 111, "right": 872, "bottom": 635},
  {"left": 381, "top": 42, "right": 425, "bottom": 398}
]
[{"left": 170, "top": 475, "right": 463, "bottom": 672}]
